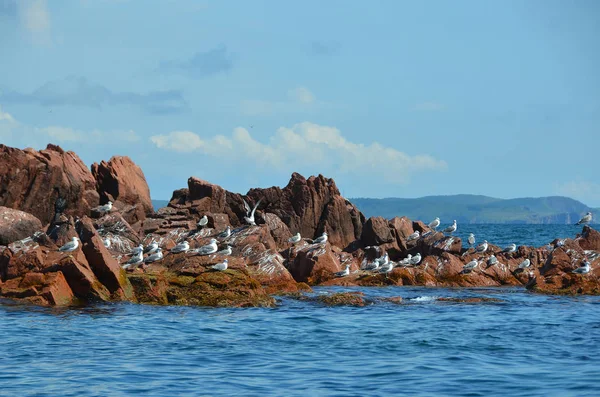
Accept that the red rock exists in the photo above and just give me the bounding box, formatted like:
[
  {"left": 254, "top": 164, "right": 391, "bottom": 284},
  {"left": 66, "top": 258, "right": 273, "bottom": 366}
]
[
  {"left": 45, "top": 255, "right": 111, "bottom": 301},
  {"left": 579, "top": 226, "right": 600, "bottom": 251},
  {"left": 263, "top": 213, "right": 292, "bottom": 247},
  {"left": 360, "top": 216, "right": 395, "bottom": 246},
  {"left": 287, "top": 242, "right": 341, "bottom": 284},
  {"left": 0, "top": 207, "right": 43, "bottom": 245},
  {"left": 76, "top": 216, "right": 134, "bottom": 299},
  {"left": 91, "top": 156, "right": 153, "bottom": 224},
  {"left": 0, "top": 144, "right": 99, "bottom": 224},
  {"left": 39, "top": 271, "right": 76, "bottom": 306}
]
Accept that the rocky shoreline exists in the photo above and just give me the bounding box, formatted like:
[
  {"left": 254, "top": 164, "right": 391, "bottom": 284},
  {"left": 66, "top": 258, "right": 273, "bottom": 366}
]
[{"left": 1, "top": 144, "right": 598, "bottom": 307}]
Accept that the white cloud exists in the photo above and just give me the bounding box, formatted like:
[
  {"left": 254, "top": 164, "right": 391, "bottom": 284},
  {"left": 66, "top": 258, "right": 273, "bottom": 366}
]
[
  {"left": 150, "top": 122, "right": 447, "bottom": 183},
  {"left": 555, "top": 180, "right": 600, "bottom": 206},
  {"left": 288, "top": 87, "right": 315, "bottom": 104},
  {"left": 0, "top": 106, "right": 15, "bottom": 123},
  {"left": 19, "top": 0, "right": 51, "bottom": 43}
]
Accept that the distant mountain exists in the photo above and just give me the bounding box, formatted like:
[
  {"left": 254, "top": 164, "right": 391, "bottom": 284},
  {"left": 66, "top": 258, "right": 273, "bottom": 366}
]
[
  {"left": 350, "top": 195, "right": 596, "bottom": 224},
  {"left": 152, "top": 199, "right": 169, "bottom": 211}
]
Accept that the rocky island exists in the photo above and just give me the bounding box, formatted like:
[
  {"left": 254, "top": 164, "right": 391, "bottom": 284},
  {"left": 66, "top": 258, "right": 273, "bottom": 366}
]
[{"left": 1, "top": 143, "right": 598, "bottom": 307}]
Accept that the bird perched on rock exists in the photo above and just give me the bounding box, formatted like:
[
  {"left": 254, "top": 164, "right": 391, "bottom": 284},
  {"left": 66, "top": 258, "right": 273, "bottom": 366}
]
[
  {"left": 475, "top": 240, "right": 488, "bottom": 254},
  {"left": 487, "top": 255, "right": 498, "bottom": 267},
  {"left": 312, "top": 232, "right": 328, "bottom": 245},
  {"left": 144, "top": 241, "right": 159, "bottom": 255},
  {"left": 335, "top": 264, "right": 351, "bottom": 278},
  {"left": 218, "top": 226, "right": 231, "bottom": 239},
  {"left": 502, "top": 243, "right": 517, "bottom": 254},
  {"left": 171, "top": 241, "right": 190, "bottom": 253},
  {"left": 518, "top": 258, "right": 531, "bottom": 269},
  {"left": 211, "top": 259, "right": 228, "bottom": 271},
  {"left": 217, "top": 245, "right": 232, "bottom": 256},
  {"left": 378, "top": 261, "right": 394, "bottom": 276},
  {"left": 428, "top": 217, "right": 440, "bottom": 231},
  {"left": 576, "top": 212, "right": 593, "bottom": 225},
  {"left": 144, "top": 248, "right": 163, "bottom": 264},
  {"left": 131, "top": 244, "right": 144, "bottom": 255},
  {"left": 103, "top": 237, "right": 111, "bottom": 249},
  {"left": 288, "top": 232, "right": 302, "bottom": 244},
  {"left": 94, "top": 201, "right": 113, "bottom": 214},
  {"left": 194, "top": 239, "right": 218, "bottom": 256},
  {"left": 572, "top": 259, "right": 591, "bottom": 275},
  {"left": 410, "top": 253, "right": 422, "bottom": 266},
  {"left": 363, "top": 260, "right": 380, "bottom": 271},
  {"left": 243, "top": 199, "right": 262, "bottom": 225},
  {"left": 467, "top": 233, "right": 476, "bottom": 248},
  {"left": 462, "top": 260, "right": 479, "bottom": 273},
  {"left": 406, "top": 231, "right": 420, "bottom": 242},
  {"left": 396, "top": 254, "right": 412, "bottom": 267},
  {"left": 123, "top": 251, "right": 143, "bottom": 268},
  {"left": 59, "top": 237, "right": 79, "bottom": 252},
  {"left": 443, "top": 220, "right": 457, "bottom": 235},
  {"left": 197, "top": 215, "right": 208, "bottom": 229}
]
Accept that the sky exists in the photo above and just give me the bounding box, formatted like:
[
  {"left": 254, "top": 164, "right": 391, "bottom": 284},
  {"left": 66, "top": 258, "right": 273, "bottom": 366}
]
[{"left": 0, "top": 0, "right": 599, "bottom": 205}]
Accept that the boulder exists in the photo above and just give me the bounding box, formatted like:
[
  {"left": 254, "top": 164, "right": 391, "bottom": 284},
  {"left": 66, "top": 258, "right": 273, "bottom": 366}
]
[
  {"left": 0, "top": 207, "right": 43, "bottom": 245},
  {"left": 287, "top": 242, "right": 341, "bottom": 284},
  {"left": 360, "top": 216, "right": 395, "bottom": 246},
  {"left": 0, "top": 144, "right": 99, "bottom": 224},
  {"left": 579, "top": 226, "right": 600, "bottom": 251}
]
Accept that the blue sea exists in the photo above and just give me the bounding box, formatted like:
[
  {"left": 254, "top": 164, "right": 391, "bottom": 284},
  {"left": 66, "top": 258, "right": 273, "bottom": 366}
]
[{"left": 1, "top": 225, "right": 599, "bottom": 397}]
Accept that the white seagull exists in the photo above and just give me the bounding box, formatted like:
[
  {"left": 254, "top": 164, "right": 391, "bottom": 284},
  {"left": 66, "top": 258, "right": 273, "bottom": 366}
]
[
  {"left": 59, "top": 237, "right": 79, "bottom": 252},
  {"left": 475, "top": 240, "right": 488, "bottom": 254},
  {"left": 406, "top": 231, "right": 420, "bottom": 242},
  {"left": 443, "top": 220, "right": 457, "bottom": 235},
  {"left": 576, "top": 212, "right": 593, "bottom": 225},
  {"left": 218, "top": 226, "right": 231, "bottom": 240},
  {"left": 335, "top": 264, "right": 351, "bottom": 278},
  {"left": 410, "top": 253, "right": 422, "bottom": 266},
  {"left": 144, "top": 241, "right": 159, "bottom": 255},
  {"left": 462, "top": 259, "right": 479, "bottom": 273},
  {"left": 123, "top": 251, "right": 143, "bottom": 268},
  {"left": 103, "top": 237, "right": 111, "bottom": 249},
  {"left": 572, "top": 260, "right": 591, "bottom": 275},
  {"left": 131, "top": 244, "right": 144, "bottom": 255},
  {"left": 396, "top": 254, "right": 412, "bottom": 267},
  {"left": 171, "top": 241, "right": 190, "bottom": 253},
  {"left": 518, "top": 258, "right": 531, "bottom": 269},
  {"left": 194, "top": 239, "right": 218, "bottom": 256},
  {"left": 197, "top": 215, "right": 208, "bottom": 228},
  {"left": 94, "top": 201, "right": 113, "bottom": 213},
  {"left": 211, "top": 259, "right": 228, "bottom": 271},
  {"left": 428, "top": 217, "right": 440, "bottom": 231},
  {"left": 378, "top": 261, "right": 394, "bottom": 276},
  {"left": 243, "top": 199, "right": 262, "bottom": 225},
  {"left": 502, "top": 244, "right": 517, "bottom": 254},
  {"left": 288, "top": 232, "right": 302, "bottom": 244},
  {"left": 487, "top": 255, "right": 498, "bottom": 267},
  {"left": 467, "top": 233, "right": 476, "bottom": 247},
  {"left": 144, "top": 248, "right": 163, "bottom": 263},
  {"left": 217, "top": 245, "right": 232, "bottom": 256},
  {"left": 313, "top": 232, "right": 328, "bottom": 245},
  {"left": 376, "top": 253, "right": 390, "bottom": 267}
]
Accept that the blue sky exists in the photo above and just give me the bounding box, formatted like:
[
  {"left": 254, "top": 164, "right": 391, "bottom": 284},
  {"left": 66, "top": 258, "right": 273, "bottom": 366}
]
[{"left": 1, "top": 0, "right": 599, "bottom": 205}]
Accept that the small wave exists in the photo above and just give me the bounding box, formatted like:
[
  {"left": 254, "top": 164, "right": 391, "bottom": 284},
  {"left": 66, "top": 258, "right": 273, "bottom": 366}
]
[{"left": 409, "top": 296, "right": 441, "bottom": 302}]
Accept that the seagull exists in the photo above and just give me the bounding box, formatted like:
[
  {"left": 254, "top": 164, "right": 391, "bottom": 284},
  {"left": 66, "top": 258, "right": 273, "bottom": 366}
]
[
  {"left": 243, "top": 199, "right": 262, "bottom": 225},
  {"left": 376, "top": 253, "right": 390, "bottom": 267},
  {"left": 211, "top": 259, "right": 228, "bottom": 271},
  {"left": 443, "top": 220, "right": 457, "bottom": 235},
  {"left": 131, "top": 244, "right": 144, "bottom": 255},
  {"left": 410, "top": 253, "right": 422, "bottom": 266},
  {"left": 123, "top": 251, "right": 143, "bottom": 268},
  {"left": 487, "top": 255, "right": 498, "bottom": 267},
  {"left": 194, "top": 239, "right": 218, "bottom": 256},
  {"left": 335, "top": 264, "right": 351, "bottom": 277},
  {"left": 576, "top": 212, "right": 593, "bottom": 225},
  {"left": 428, "top": 217, "right": 440, "bottom": 231},
  {"left": 313, "top": 232, "right": 328, "bottom": 245},
  {"left": 518, "top": 258, "right": 531, "bottom": 269},
  {"left": 94, "top": 201, "right": 113, "bottom": 213},
  {"left": 171, "top": 241, "right": 190, "bottom": 253},
  {"left": 378, "top": 261, "right": 394, "bottom": 276},
  {"left": 363, "top": 260, "right": 380, "bottom": 271},
  {"left": 396, "top": 254, "right": 412, "bottom": 267},
  {"left": 556, "top": 239, "right": 565, "bottom": 248},
  {"left": 59, "top": 237, "right": 79, "bottom": 252},
  {"left": 218, "top": 226, "right": 231, "bottom": 239},
  {"left": 406, "top": 231, "right": 420, "bottom": 242},
  {"left": 475, "top": 240, "right": 488, "bottom": 254},
  {"left": 502, "top": 243, "right": 517, "bottom": 254},
  {"left": 467, "top": 233, "right": 475, "bottom": 248},
  {"left": 572, "top": 259, "right": 591, "bottom": 275},
  {"left": 144, "top": 248, "right": 163, "bottom": 263},
  {"left": 288, "top": 232, "right": 302, "bottom": 244},
  {"left": 217, "top": 245, "right": 232, "bottom": 256},
  {"left": 144, "top": 241, "right": 159, "bottom": 255},
  {"left": 462, "top": 259, "right": 479, "bottom": 273},
  {"left": 197, "top": 215, "right": 208, "bottom": 229},
  {"left": 103, "top": 237, "right": 111, "bottom": 249}
]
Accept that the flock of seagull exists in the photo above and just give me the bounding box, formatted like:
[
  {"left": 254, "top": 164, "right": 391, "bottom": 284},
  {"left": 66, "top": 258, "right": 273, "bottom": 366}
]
[{"left": 55, "top": 199, "right": 594, "bottom": 277}]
